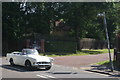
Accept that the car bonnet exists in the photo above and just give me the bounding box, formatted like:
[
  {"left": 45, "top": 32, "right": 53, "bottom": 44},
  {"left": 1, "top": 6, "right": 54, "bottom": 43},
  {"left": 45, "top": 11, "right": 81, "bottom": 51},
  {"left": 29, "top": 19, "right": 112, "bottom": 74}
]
[{"left": 28, "top": 55, "right": 51, "bottom": 62}]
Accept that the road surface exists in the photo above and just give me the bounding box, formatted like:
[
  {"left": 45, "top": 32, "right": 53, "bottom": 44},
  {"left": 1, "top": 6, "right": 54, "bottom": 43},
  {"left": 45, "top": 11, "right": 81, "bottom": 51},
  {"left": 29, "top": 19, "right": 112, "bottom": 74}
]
[
  {"left": 1, "top": 57, "right": 118, "bottom": 79},
  {"left": 53, "top": 53, "right": 114, "bottom": 68}
]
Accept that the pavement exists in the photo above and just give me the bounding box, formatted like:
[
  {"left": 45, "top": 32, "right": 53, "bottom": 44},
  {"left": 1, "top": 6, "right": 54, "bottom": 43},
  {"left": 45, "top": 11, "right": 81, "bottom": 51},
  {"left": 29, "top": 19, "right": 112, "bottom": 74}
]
[
  {"left": 80, "top": 64, "right": 120, "bottom": 77},
  {"left": 53, "top": 53, "right": 120, "bottom": 77}
]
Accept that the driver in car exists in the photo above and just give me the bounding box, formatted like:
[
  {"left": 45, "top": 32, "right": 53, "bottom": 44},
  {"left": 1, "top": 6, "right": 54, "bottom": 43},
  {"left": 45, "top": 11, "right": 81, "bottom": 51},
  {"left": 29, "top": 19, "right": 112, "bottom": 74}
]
[{"left": 22, "top": 50, "right": 26, "bottom": 55}]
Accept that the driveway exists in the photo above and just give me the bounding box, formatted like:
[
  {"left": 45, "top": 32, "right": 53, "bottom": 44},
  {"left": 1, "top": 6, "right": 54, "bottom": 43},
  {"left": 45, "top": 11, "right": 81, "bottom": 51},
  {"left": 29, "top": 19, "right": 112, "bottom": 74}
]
[{"left": 53, "top": 53, "right": 114, "bottom": 68}]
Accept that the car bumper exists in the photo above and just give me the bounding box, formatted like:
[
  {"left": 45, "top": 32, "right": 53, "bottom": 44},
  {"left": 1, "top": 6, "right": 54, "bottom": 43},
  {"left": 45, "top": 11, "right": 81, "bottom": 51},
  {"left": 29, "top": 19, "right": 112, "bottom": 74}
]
[{"left": 32, "top": 63, "right": 53, "bottom": 68}]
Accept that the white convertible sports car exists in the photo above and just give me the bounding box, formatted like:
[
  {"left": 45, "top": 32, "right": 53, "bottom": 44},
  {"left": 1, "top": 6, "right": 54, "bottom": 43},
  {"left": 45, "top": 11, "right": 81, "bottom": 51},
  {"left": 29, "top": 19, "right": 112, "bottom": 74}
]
[{"left": 7, "top": 49, "right": 54, "bottom": 70}]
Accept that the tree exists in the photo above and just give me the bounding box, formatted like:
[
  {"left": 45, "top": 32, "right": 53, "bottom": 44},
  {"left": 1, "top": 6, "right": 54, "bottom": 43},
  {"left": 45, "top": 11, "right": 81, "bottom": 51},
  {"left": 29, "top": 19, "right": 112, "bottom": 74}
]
[
  {"left": 2, "top": 2, "right": 119, "bottom": 52},
  {"left": 2, "top": 2, "right": 25, "bottom": 41}
]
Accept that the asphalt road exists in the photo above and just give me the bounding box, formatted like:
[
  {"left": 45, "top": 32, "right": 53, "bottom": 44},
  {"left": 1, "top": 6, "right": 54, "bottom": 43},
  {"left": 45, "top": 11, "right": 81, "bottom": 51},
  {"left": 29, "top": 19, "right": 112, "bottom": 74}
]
[
  {"left": 53, "top": 53, "right": 114, "bottom": 68},
  {"left": 1, "top": 57, "right": 118, "bottom": 79}
]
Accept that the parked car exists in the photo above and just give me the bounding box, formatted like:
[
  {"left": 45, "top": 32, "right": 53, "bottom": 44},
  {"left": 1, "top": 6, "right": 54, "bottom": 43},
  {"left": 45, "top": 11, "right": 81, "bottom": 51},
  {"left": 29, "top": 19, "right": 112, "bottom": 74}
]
[{"left": 7, "top": 49, "right": 54, "bottom": 70}]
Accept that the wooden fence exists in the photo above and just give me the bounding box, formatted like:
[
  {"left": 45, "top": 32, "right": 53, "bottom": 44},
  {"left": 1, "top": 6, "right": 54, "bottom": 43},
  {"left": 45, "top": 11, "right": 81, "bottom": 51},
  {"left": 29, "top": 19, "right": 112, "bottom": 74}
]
[{"left": 2, "top": 36, "right": 109, "bottom": 56}]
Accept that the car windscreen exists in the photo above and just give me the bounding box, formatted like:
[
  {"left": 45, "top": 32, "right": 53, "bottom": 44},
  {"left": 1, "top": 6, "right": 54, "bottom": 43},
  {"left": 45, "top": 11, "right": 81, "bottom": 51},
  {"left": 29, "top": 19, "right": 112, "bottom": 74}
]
[{"left": 26, "top": 49, "right": 38, "bottom": 55}]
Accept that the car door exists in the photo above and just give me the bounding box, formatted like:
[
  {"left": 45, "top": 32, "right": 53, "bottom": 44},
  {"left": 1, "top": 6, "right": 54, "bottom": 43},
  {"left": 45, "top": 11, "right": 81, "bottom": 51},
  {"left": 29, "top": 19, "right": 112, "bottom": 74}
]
[
  {"left": 14, "top": 53, "right": 22, "bottom": 65},
  {"left": 12, "top": 52, "right": 20, "bottom": 65},
  {"left": 19, "top": 54, "right": 27, "bottom": 66}
]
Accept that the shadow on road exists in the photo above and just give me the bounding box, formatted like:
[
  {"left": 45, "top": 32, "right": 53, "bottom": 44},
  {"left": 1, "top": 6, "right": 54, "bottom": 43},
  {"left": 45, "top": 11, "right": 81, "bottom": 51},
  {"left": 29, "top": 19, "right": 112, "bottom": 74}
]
[
  {"left": 1, "top": 65, "right": 49, "bottom": 72},
  {"left": 47, "top": 71, "right": 77, "bottom": 74}
]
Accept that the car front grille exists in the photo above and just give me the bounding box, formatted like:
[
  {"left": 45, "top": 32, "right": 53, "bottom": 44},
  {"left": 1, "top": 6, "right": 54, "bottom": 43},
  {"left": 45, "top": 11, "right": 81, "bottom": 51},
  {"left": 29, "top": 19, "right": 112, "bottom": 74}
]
[{"left": 37, "top": 62, "right": 50, "bottom": 64}]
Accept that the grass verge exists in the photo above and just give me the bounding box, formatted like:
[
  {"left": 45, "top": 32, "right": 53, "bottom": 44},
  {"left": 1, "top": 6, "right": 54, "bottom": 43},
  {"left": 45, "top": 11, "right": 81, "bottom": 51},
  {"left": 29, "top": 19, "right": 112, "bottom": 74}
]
[
  {"left": 78, "top": 49, "right": 114, "bottom": 55},
  {"left": 95, "top": 60, "right": 110, "bottom": 65},
  {"left": 40, "top": 49, "right": 114, "bottom": 57}
]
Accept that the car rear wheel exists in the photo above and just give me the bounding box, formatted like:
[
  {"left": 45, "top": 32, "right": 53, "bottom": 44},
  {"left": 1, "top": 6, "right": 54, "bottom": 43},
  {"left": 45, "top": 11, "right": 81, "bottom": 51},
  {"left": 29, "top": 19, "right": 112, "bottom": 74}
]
[
  {"left": 9, "top": 58, "right": 15, "bottom": 66},
  {"left": 25, "top": 60, "right": 32, "bottom": 70}
]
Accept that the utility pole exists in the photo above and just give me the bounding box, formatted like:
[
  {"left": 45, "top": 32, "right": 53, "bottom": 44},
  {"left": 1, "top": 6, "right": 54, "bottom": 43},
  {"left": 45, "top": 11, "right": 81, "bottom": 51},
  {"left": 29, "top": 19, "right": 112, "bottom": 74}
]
[{"left": 97, "top": 12, "right": 114, "bottom": 72}]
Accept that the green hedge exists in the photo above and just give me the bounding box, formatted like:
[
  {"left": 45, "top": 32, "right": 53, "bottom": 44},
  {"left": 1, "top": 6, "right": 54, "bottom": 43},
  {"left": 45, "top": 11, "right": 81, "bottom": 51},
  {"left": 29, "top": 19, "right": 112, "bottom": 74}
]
[{"left": 45, "top": 41, "right": 76, "bottom": 53}]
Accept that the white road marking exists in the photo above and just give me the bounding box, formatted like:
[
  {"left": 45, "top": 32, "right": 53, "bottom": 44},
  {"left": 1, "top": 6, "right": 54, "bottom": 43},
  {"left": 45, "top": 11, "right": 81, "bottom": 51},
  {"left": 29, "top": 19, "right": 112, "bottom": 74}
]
[
  {"left": 44, "top": 74, "right": 56, "bottom": 78},
  {"left": 36, "top": 74, "right": 48, "bottom": 78},
  {"left": 36, "top": 74, "right": 56, "bottom": 78}
]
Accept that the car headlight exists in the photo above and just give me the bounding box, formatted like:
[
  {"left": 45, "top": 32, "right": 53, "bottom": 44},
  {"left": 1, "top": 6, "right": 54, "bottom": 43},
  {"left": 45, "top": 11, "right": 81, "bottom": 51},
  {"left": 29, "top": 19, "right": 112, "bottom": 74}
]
[
  {"left": 49, "top": 57, "right": 54, "bottom": 62},
  {"left": 33, "top": 59, "right": 37, "bottom": 64},
  {"left": 33, "top": 62, "right": 36, "bottom": 64}
]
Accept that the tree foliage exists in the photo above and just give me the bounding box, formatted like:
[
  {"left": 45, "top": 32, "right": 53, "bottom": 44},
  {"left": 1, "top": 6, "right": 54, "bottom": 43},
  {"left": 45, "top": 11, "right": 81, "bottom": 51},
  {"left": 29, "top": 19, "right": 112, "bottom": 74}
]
[{"left": 2, "top": 2, "right": 120, "bottom": 47}]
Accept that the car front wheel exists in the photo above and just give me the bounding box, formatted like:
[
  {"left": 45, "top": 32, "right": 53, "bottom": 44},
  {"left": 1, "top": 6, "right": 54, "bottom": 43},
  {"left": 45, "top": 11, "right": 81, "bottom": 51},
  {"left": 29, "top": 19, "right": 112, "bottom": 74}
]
[
  {"left": 25, "top": 60, "right": 32, "bottom": 70},
  {"left": 45, "top": 66, "right": 51, "bottom": 70}
]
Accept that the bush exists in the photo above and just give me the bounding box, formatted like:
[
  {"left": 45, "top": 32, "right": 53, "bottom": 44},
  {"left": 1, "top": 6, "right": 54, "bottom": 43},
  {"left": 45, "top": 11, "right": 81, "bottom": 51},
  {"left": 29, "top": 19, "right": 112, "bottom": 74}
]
[{"left": 45, "top": 41, "right": 76, "bottom": 53}]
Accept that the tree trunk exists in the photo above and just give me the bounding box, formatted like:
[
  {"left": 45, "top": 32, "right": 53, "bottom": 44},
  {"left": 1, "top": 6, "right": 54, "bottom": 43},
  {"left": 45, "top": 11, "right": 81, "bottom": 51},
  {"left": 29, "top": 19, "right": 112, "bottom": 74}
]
[
  {"left": 76, "top": 37, "right": 81, "bottom": 51},
  {"left": 76, "top": 26, "right": 81, "bottom": 51}
]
